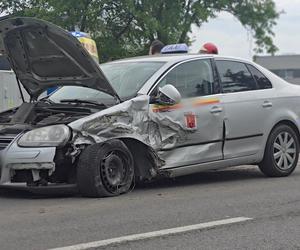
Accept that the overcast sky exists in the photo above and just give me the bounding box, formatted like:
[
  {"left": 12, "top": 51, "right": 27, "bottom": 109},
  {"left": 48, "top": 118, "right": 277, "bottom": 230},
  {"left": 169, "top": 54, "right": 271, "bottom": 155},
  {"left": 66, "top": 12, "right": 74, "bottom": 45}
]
[{"left": 190, "top": 0, "right": 300, "bottom": 59}]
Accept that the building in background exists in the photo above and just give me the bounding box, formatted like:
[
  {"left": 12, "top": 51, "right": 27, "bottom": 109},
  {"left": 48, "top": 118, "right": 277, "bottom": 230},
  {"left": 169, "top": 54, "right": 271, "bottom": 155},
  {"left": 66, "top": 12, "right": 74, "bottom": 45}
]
[{"left": 255, "top": 55, "right": 300, "bottom": 85}]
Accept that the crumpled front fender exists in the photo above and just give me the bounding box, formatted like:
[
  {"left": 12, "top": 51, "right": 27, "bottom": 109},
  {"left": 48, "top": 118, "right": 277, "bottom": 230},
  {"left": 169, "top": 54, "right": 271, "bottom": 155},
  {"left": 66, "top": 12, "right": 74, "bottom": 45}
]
[{"left": 69, "top": 95, "right": 192, "bottom": 151}]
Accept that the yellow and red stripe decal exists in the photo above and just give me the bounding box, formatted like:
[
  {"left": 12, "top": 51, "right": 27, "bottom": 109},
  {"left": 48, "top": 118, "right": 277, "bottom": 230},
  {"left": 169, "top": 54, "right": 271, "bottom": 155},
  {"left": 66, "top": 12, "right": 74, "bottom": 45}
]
[
  {"left": 192, "top": 97, "right": 220, "bottom": 107},
  {"left": 152, "top": 97, "right": 220, "bottom": 113},
  {"left": 152, "top": 103, "right": 183, "bottom": 113}
]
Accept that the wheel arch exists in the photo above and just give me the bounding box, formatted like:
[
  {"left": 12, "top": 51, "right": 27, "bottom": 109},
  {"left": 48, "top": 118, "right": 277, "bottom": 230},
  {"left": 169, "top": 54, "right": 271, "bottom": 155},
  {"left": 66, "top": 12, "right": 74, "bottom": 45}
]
[
  {"left": 270, "top": 120, "right": 300, "bottom": 140},
  {"left": 258, "top": 119, "right": 300, "bottom": 177},
  {"left": 117, "top": 137, "right": 163, "bottom": 182},
  {"left": 260, "top": 119, "right": 300, "bottom": 163}
]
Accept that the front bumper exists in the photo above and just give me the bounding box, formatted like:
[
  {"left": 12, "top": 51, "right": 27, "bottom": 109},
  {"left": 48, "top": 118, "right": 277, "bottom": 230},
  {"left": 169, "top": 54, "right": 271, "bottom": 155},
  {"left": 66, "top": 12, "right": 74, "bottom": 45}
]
[{"left": 0, "top": 135, "right": 56, "bottom": 184}]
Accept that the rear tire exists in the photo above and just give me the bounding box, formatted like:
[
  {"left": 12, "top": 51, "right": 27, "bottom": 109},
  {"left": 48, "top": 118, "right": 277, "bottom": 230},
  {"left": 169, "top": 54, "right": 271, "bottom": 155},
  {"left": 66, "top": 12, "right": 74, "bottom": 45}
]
[
  {"left": 77, "top": 140, "right": 134, "bottom": 197},
  {"left": 259, "top": 124, "right": 299, "bottom": 177}
]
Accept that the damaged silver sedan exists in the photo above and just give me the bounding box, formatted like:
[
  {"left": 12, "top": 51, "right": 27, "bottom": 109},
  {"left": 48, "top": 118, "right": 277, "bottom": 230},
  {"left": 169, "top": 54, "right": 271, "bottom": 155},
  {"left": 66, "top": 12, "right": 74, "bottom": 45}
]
[{"left": 1, "top": 17, "right": 300, "bottom": 197}]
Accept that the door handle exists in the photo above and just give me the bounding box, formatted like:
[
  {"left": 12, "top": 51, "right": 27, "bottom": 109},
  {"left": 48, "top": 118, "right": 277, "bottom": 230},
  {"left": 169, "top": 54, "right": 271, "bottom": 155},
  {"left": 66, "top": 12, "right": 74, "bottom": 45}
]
[
  {"left": 262, "top": 101, "right": 272, "bottom": 108},
  {"left": 210, "top": 106, "right": 223, "bottom": 114}
]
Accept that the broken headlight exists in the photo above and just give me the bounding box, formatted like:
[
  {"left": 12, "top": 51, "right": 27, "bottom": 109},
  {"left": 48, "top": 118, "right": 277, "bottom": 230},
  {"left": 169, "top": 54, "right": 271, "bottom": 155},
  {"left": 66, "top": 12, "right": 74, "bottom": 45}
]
[{"left": 18, "top": 125, "right": 71, "bottom": 147}]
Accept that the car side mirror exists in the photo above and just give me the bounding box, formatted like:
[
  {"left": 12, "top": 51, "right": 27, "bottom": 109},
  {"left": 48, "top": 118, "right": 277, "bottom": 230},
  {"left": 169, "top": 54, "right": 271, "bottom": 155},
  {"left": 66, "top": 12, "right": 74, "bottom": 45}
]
[{"left": 157, "top": 84, "right": 181, "bottom": 105}]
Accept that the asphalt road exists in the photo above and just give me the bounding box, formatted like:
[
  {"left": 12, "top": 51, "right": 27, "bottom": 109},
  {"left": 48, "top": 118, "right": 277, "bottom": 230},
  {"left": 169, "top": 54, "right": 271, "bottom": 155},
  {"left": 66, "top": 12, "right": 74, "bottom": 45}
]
[{"left": 0, "top": 165, "right": 299, "bottom": 250}]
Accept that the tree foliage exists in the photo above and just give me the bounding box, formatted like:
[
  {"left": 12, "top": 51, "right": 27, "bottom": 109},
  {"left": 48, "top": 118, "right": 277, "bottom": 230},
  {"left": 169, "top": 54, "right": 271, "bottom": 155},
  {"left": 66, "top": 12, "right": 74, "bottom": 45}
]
[{"left": 0, "top": 0, "right": 280, "bottom": 62}]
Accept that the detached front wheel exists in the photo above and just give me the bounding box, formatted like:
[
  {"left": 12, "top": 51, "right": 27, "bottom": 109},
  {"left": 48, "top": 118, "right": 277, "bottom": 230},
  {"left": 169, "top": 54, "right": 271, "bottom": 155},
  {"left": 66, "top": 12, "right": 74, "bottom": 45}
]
[{"left": 77, "top": 140, "right": 134, "bottom": 197}]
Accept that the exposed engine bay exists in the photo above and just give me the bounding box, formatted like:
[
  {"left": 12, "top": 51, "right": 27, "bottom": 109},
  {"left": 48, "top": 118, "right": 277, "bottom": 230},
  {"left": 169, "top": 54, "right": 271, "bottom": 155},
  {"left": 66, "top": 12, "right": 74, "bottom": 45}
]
[
  {"left": 0, "top": 101, "right": 97, "bottom": 127},
  {"left": 0, "top": 101, "right": 106, "bottom": 187}
]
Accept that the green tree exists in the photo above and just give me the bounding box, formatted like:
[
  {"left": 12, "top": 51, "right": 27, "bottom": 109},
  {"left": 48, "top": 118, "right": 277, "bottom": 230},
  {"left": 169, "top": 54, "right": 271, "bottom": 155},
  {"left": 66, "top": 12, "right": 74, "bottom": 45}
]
[{"left": 0, "top": 0, "right": 280, "bottom": 62}]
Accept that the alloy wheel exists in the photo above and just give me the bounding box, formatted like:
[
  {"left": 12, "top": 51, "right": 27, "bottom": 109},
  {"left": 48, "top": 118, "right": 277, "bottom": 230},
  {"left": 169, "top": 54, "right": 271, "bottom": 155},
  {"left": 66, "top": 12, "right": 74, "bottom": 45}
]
[{"left": 273, "top": 131, "right": 297, "bottom": 170}]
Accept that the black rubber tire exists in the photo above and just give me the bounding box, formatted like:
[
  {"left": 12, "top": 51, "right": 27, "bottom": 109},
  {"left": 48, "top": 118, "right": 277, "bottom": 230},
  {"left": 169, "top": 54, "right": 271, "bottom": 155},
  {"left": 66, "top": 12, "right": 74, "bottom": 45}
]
[
  {"left": 259, "top": 124, "right": 299, "bottom": 177},
  {"left": 77, "top": 140, "right": 134, "bottom": 197}
]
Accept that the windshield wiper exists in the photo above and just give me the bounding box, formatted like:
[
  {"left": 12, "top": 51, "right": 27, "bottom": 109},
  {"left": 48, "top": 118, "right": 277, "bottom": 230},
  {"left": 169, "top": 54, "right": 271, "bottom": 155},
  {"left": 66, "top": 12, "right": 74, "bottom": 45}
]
[
  {"left": 60, "top": 99, "right": 106, "bottom": 108},
  {"left": 39, "top": 97, "right": 54, "bottom": 104}
]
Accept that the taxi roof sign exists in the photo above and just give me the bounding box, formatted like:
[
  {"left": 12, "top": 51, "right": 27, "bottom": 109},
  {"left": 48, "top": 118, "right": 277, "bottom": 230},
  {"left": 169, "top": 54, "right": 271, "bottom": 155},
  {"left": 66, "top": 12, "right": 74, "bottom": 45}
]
[
  {"left": 161, "top": 43, "right": 188, "bottom": 54},
  {"left": 70, "top": 31, "right": 98, "bottom": 61}
]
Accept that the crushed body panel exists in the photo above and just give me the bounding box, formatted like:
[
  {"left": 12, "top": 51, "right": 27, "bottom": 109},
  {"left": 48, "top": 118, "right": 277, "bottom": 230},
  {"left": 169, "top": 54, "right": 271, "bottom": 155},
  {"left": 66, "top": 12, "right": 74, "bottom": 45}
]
[{"left": 69, "top": 95, "right": 224, "bottom": 173}]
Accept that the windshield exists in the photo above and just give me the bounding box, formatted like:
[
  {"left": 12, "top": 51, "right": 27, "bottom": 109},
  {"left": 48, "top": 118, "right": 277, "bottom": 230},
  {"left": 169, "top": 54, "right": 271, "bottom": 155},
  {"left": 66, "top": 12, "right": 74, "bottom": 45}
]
[{"left": 49, "top": 61, "right": 165, "bottom": 104}]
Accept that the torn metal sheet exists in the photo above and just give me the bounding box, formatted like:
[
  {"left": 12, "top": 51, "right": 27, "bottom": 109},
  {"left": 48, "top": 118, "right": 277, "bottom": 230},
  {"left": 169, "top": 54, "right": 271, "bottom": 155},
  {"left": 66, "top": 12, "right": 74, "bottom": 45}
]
[
  {"left": 0, "top": 142, "right": 56, "bottom": 183},
  {"left": 69, "top": 95, "right": 226, "bottom": 170},
  {"left": 70, "top": 95, "right": 196, "bottom": 152}
]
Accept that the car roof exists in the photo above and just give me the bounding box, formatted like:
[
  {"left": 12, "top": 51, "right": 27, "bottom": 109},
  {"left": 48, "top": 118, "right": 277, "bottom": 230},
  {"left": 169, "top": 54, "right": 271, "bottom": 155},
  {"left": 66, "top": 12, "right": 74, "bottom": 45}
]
[
  {"left": 104, "top": 53, "right": 292, "bottom": 92},
  {"left": 105, "top": 54, "right": 254, "bottom": 65}
]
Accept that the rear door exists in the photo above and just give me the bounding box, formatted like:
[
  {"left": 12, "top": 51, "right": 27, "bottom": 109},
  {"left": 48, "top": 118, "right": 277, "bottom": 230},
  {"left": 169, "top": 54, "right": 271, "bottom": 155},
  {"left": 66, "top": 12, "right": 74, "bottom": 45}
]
[
  {"left": 150, "top": 58, "right": 225, "bottom": 168},
  {"left": 215, "top": 59, "right": 274, "bottom": 159}
]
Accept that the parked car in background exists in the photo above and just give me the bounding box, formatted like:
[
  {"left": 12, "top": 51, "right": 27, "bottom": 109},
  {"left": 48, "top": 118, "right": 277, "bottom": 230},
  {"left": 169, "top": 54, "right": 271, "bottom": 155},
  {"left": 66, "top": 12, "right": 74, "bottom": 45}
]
[{"left": 0, "top": 17, "right": 299, "bottom": 197}]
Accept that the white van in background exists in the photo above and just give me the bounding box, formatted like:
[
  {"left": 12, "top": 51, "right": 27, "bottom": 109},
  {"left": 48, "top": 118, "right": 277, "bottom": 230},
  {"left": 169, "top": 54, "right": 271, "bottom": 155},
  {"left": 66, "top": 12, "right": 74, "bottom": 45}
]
[
  {"left": 0, "top": 55, "right": 33, "bottom": 112},
  {"left": 0, "top": 56, "right": 22, "bottom": 112}
]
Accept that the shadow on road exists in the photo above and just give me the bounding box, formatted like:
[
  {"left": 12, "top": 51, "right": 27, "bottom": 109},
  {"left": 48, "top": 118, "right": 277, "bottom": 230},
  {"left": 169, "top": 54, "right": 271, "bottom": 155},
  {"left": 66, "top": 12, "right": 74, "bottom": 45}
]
[
  {"left": 138, "top": 166, "right": 266, "bottom": 190},
  {"left": 0, "top": 165, "right": 298, "bottom": 199},
  {"left": 0, "top": 186, "right": 78, "bottom": 199}
]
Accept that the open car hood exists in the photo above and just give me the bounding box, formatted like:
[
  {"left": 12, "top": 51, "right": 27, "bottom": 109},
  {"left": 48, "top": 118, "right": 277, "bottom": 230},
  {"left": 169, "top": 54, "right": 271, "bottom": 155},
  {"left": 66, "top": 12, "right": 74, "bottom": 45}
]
[{"left": 0, "top": 16, "right": 120, "bottom": 100}]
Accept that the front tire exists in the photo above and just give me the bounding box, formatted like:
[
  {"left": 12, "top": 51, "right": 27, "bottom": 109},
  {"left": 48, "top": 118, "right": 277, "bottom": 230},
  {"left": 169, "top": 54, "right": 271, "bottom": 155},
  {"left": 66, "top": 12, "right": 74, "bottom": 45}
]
[
  {"left": 259, "top": 124, "right": 299, "bottom": 177},
  {"left": 77, "top": 140, "right": 134, "bottom": 197}
]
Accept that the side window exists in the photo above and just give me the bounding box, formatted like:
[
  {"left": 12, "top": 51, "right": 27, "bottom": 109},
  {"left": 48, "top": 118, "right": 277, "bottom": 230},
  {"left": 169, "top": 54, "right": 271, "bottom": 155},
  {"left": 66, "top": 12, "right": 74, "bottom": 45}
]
[
  {"left": 216, "top": 61, "right": 257, "bottom": 93},
  {"left": 157, "top": 59, "right": 216, "bottom": 98},
  {"left": 247, "top": 64, "right": 272, "bottom": 89}
]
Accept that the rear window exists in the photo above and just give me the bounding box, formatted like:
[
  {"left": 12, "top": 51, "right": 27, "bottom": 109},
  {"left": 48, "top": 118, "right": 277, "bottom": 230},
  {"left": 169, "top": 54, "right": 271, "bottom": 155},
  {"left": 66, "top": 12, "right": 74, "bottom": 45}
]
[{"left": 247, "top": 64, "right": 272, "bottom": 89}]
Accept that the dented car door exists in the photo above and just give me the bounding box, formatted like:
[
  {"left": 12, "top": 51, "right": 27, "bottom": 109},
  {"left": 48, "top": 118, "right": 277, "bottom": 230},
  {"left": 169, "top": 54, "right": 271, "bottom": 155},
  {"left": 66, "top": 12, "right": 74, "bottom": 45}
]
[{"left": 150, "top": 59, "right": 225, "bottom": 168}]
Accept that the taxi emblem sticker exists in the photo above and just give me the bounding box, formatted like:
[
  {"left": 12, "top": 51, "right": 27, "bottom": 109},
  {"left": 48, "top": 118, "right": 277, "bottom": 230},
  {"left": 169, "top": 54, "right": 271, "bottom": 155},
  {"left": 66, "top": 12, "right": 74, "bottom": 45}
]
[{"left": 184, "top": 112, "right": 197, "bottom": 129}]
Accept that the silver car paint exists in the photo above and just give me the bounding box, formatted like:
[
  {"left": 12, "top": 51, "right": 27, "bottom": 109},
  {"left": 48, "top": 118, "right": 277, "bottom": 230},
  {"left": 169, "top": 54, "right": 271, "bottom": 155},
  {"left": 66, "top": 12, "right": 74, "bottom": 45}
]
[
  {"left": 1, "top": 54, "right": 300, "bottom": 184},
  {"left": 69, "top": 95, "right": 197, "bottom": 150},
  {"left": 0, "top": 134, "right": 56, "bottom": 183},
  {"left": 221, "top": 89, "right": 274, "bottom": 158},
  {"left": 70, "top": 92, "right": 225, "bottom": 170}
]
